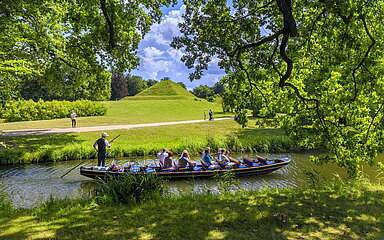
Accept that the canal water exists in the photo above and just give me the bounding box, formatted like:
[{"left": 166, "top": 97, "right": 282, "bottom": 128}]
[{"left": 0, "top": 153, "right": 380, "bottom": 208}]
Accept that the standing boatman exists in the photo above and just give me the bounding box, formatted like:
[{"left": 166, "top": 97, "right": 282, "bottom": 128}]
[{"left": 93, "top": 132, "right": 111, "bottom": 167}]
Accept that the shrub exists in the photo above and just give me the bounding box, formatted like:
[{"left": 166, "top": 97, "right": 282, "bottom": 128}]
[
  {"left": 2, "top": 99, "right": 107, "bottom": 122},
  {"left": 93, "top": 174, "right": 167, "bottom": 205}
]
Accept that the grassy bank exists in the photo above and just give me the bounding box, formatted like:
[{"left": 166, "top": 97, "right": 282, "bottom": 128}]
[
  {"left": 1, "top": 181, "right": 383, "bottom": 239},
  {"left": 0, "top": 120, "right": 299, "bottom": 165}
]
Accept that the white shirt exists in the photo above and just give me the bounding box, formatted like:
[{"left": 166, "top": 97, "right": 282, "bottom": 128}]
[
  {"left": 157, "top": 152, "right": 169, "bottom": 166},
  {"left": 70, "top": 112, "right": 77, "bottom": 120}
]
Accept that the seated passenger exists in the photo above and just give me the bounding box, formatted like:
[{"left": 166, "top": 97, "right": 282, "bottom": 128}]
[
  {"left": 225, "top": 150, "right": 240, "bottom": 166},
  {"left": 177, "top": 150, "right": 196, "bottom": 169},
  {"left": 216, "top": 148, "right": 230, "bottom": 167},
  {"left": 163, "top": 149, "right": 175, "bottom": 169},
  {"left": 157, "top": 148, "right": 170, "bottom": 168},
  {"left": 201, "top": 147, "right": 213, "bottom": 169}
]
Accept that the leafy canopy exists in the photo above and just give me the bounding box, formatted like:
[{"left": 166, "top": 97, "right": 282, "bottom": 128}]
[
  {"left": 0, "top": 0, "right": 175, "bottom": 101},
  {"left": 172, "top": 0, "right": 384, "bottom": 176}
]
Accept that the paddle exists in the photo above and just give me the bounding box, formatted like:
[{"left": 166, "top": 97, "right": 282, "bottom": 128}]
[
  {"left": 109, "top": 134, "right": 121, "bottom": 144},
  {"left": 60, "top": 161, "right": 85, "bottom": 178},
  {"left": 61, "top": 134, "right": 121, "bottom": 178}
]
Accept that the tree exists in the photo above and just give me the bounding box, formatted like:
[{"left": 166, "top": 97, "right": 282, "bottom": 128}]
[
  {"left": 177, "top": 82, "right": 187, "bottom": 89},
  {"left": 0, "top": 0, "right": 174, "bottom": 101},
  {"left": 172, "top": 0, "right": 384, "bottom": 176},
  {"left": 146, "top": 79, "right": 158, "bottom": 87},
  {"left": 126, "top": 75, "right": 146, "bottom": 96},
  {"left": 192, "top": 85, "right": 214, "bottom": 99},
  {"left": 212, "top": 82, "right": 225, "bottom": 95},
  {"left": 111, "top": 72, "right": 128, "bottom": 100}
]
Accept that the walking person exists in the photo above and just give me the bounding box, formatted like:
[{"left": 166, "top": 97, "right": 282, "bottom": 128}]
[
  {"left": 70, "top": 110, "right": 77, "bottom": 128},
  {"left": 204, "top": 111, "right": 206, "bottom": 120},
  {"left": 93, "top": 132, "right": 111, "bottom": 167},
  {"left": 209, "top": 109, "right": 214, "bottom": 121}
]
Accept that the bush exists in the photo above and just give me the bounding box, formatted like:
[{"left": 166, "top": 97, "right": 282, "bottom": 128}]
[
  {"left": 93, "top": 174, "right": 167, "bottom": 205},
  {"left": 2, "top": 99, "right": 107, "bottom": 122}
]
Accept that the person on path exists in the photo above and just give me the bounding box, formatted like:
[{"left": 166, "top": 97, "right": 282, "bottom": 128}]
[
  {"left": 70, "top": 110, "right": 77, "bottom": 128},
  {"left": 204, "top": 111, "right": 206, "bottom": 120},
  {"left": 209, "top": 109, "right": 214, "bottom": 121},
  {"left": 93, "top": 132, "right": 111, "bottom": 167}
]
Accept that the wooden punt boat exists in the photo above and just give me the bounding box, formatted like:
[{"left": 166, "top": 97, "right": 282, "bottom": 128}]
[{"left": 79, "top": 158, "right": 291, "bottom": 180}]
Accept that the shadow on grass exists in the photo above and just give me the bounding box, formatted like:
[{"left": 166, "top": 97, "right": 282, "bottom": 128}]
[
  {"left": 1, "top": 134, "right": 83, "bottom": 152},
  {"left": 1, "top": 184, "right": 383, "bottom": 239}
]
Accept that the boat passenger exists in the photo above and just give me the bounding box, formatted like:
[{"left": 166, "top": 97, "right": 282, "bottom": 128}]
[
  {"left": 224, "top": 150, "right": 241, "bottom": 166},
  {"left": 201, "top": 147, "right": 213, "bottom": 169},
  {"left": 157, "top": 149, "right": 175, "bottom": 169},
  {"left": 216, "top": 148, "right": 230, "bottom": 167},
  {"left": 177, "top": 150, "right": 196, "bottom": 169},
  {"left": 157, "top": 148, "right": 169, "bottom": 168}
]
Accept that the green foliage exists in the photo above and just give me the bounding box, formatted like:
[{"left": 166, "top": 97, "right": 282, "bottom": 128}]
[
  {"left": 0, "top": 0, "right": 174, "bottom": 104},
  {"left": 126, "top": 75, "right": 147, "bottom": 96},
  {"left": 173, "top": 0, "right": 384, "bottom": 177},
  {"left": 192, "top": 85, "right": 214, "bottom": 99},
  {"left": 93, "top": 174, "right": 167, "bottom": 204},
  {"left": 214, "top": 171, "right": 240, "bottom": 193},
  {"left": 2, "top": 100, "right": 106, "bottom": 122},
  {"left": 20, "top": 65, "right": 112, "bottom": 101},
  {"left": 0, "top": 73, "right": 21, "bottom": 105},
  {"left": 0, "top": 0, "right": 175, "bottom": 75}
]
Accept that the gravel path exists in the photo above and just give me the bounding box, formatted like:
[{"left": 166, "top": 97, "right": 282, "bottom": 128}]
[{"left": 1, "top": 117, "right": 233, "bottom": 137}]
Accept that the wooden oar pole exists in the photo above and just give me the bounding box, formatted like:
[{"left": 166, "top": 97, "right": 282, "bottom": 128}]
[{"left": 60, "top": 161, "right": 85, "bottom": 178}]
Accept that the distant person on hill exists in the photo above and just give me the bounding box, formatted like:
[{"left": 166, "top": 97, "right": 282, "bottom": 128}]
[
  {"left": 70, "top": 110, "right": 77, "bottom": 128},
  {"left": 93, "top": 132, "right": 111, "bottom": 167},
  {"left": 204, "top": 111, "right": 206, "bottom": 120},
  {"left": 209, "top": 109, "right": 213, "bottom": 121}
]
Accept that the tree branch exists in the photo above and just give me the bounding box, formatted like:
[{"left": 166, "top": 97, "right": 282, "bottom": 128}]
[
  {"left": 351, "top": 16, "right": 376, "bottom": 101},
  {"left": 100, "top": 0, "right": 116, "bottom": 51}
]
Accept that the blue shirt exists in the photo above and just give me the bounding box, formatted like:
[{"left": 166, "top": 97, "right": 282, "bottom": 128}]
[{"left": 202, "top": 154, "right": 212, "bottom": 165}]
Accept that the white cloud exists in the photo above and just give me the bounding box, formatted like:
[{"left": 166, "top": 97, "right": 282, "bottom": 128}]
[
  {"left": 132, "top": 4, "right": 225, "bottom": 88},
  {"left": 144, "top": 5, "right": 185, "bottom": 46},
  {"left": 167, "top": 48, "right": 184, "bottom": 62},
  {"left": 143, "top": 47, "right": 164, "bottom": 58}
]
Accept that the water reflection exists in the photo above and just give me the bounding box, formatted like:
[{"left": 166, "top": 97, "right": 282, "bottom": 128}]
[{"left": 0, "top": 153, "right": 380, "bottom": 208}]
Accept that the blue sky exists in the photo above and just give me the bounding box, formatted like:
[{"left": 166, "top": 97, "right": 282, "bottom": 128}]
[{"left": 131, "top": 4, "right": 225, "bottom": 90}]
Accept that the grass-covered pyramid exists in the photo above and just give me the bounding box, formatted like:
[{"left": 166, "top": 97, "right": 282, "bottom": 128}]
[{"left": 125, "top": 80, "right": 197, "bottom": 100}]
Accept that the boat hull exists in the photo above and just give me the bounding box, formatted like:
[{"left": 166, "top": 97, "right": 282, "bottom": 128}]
[{"left": 80, "top": 158, "right": 291, "bottom": 180}]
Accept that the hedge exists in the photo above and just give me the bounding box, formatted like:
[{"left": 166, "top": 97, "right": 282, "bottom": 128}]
[{"left": 1, "top": 99, "right": 107, "bottom": 122}]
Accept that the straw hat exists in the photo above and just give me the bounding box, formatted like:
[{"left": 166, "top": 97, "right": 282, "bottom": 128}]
[{"left": 101, "top": 132, "right": 109, "bottom": 137}]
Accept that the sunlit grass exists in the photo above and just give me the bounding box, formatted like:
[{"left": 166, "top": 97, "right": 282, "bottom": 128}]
[
  {"left": 0, "top": 181, "right": 383, "bottom": 239},
  {"left": 0, "top": 99, "right": 227, "bottom": 130}
]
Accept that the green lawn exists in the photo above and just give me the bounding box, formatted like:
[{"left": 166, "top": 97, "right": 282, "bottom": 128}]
[
  {"left": 0, "top": 99, "right": 227, "bottom": 130},
  {"left": 1, "top": 181, "right": 383, "bottom": 239},
  {"left": 0, "top": 119, "right": 296, "bottom": 164}
]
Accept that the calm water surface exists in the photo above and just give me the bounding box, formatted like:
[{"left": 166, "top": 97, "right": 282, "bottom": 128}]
[{"left": 0, "top": 153, "right": 380, "bottom": 208}]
